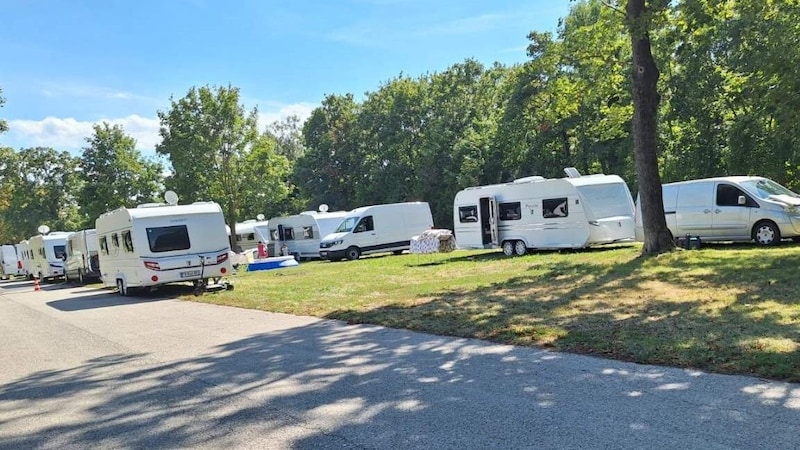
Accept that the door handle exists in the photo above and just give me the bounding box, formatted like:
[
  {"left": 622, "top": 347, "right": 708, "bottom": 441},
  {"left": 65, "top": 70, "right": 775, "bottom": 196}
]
[
  {"left": 714, "top": 209, "right": 721, "bottom": 214},
  {"left": 703, "top": 209, "right": 711, "bottom": 214}
]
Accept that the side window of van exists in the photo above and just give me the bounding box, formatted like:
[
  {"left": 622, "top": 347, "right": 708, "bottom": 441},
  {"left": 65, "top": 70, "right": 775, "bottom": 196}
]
[
  {"left": 354, "top": 216, "right": 374, "bottom": 233},
  {"left": 100, "top": 236, "right": 109, "bottom": 255},
  {"left": 716, "top": 184, "right": 756, "bottom": 207},
  {"left": 122, "top": 231, "right": 134, "bottom": 252},
  {"left": 543, "top": 198, "right": 569, "bottom": 218},
  {"left": 459, "top": 206, "right": 479, "bottom": 223},
  {"left": 499, "top": 202, "right": 522, "bottom": 221}
]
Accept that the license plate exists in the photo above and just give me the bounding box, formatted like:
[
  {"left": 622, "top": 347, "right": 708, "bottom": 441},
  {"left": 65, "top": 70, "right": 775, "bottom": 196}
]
[{"left": 180, "top": 270, "right": 201, "bottom": 278}]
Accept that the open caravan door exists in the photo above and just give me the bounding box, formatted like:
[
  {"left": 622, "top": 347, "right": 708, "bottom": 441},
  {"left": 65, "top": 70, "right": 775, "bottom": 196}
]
[{"left": 478, "top": 196, "right": 499, "bottom": 248}]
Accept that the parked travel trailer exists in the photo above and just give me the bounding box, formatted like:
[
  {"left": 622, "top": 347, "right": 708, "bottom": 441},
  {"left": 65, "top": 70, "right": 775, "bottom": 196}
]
[
  {"left": 269, "top": 208, "right": 349, "bottom": 260},
  {"left": 96, "top": 200, "right": 233, "bottom": 295},
  {"left": 231, "top": 219, "right": 270, "bottom": 252},
  {"left": 17, "top": 240, "right": 33, "bottom": 279},
  {"left": 453, "top": 168, "right": 636, "bottom": 256},
  {"left": 0, "top": 244, "right": 21, "bottom": 279},
  {"left": 319, "top": 202, "right": 434, "bottom": 260},
  {"left": 634, "top": 176, "right": 800, "bottom": 245},
  {"left": 28, "top": 232, "right": 71, "bottom": 281},
  {"left": 64, "top": 229, "right": 101, "bottom": 284}
]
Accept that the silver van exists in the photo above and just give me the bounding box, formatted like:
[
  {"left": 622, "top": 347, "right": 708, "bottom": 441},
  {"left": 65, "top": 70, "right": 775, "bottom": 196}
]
[{"left": 634, "top": 176, "right": 800, "bottom": 245}]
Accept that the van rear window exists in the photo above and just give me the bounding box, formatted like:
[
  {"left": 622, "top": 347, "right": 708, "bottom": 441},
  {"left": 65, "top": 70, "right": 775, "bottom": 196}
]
[{"left": 146, "top": 225, "right": 191, "bottom": 253}]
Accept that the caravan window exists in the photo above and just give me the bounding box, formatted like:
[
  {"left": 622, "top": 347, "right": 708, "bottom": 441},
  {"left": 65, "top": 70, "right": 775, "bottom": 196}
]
[
  {"left": 575, "top": 183, "right": 632, "bottom": 219},
  {"left": 302, "top": 226, "right": 313, "bottom": 239},
  {"left": 459, "top": 206, "right": 479, "bottom": 223},
  {"left": 100, "top": 236, "right": 108, "bottom": 255},
  {"left": 499, "top": 202, "right": 522, "bottom": 221},
  {"left": 146, "top": 225, "right": 191, "bottom": 253},
  {"left": 53, "top": 245, "right": 66, "bottom": 260},
  {"left": 111, "top": 233, "right": 120, "bottom": 248},
  {"left": 354, "top": 216, "right": 374, "bottom": 233},
  {"left": 543, "top": 198, "right": 569, "bottom": 218},
  {"left": 282, "top": 227, "right": 295, "bottom": 240},
  {"left": 122, "top": 231, "right": 134, "bottom": 252},
  {"left": 270, "top": 229, "right": 279, "bottom": 241}
]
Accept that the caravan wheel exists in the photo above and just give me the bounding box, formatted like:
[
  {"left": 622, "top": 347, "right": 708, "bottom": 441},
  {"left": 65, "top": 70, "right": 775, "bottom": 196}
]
[
  {"left": 502, "top": 241, "right": 515, "bottom": 256},
  {"left": 116, "top": 279, "right": 128, "bottom": 296},
  {"left": 514, "top": 240, "right": 528, "bottom": 256}
]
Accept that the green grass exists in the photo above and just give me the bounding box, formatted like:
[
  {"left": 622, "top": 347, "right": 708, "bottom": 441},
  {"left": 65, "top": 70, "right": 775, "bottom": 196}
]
[{"left": 187, "top": 243, "right": 800, "bottom": 382}]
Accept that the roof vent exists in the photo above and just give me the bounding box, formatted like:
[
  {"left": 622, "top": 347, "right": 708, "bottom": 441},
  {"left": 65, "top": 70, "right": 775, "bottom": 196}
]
[{"left": 564, "top": 167, "right": 582, "bottom": 178}]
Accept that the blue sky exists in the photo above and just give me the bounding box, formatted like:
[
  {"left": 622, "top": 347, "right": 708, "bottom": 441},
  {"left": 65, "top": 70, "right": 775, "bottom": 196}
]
[{"left": 0, "top": 0, "right": 571, "bottom": 155}]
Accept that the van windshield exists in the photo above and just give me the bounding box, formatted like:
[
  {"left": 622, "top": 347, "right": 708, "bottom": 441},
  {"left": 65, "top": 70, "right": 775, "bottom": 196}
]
[
  {"left": 576, "top": 183, "right": 633, "bottom": 219},
  {"left": 334, "top": 217, "right": 359, "bottom": 233},
  {"left": 739, "top": 178, "right": 799, "bottom": 200}
]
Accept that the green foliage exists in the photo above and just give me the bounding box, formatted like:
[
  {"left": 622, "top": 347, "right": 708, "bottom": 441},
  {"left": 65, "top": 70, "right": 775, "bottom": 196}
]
[
  {"left": 79, "top": 123, "right": 164, "bottom": 226},
  {"left": 2, "top": 147, "right": 83, "bottom": 238},
  {"left": 0, "top": 87, "right": 7, "bottom": 134},
  {"left": 157, "top": 84, "right": 292, "bottom": 249}
]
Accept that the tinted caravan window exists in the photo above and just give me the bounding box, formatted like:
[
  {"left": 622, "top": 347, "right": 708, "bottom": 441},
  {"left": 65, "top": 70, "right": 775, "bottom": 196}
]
[
  {"left": 146, "top": 225, "right": 191, "bottom": 253},
  {"left": 53, "top": 245, "right": 67, "bottom": 260}
]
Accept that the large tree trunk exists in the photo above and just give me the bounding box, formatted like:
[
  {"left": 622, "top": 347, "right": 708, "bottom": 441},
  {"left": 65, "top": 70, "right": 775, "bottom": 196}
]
[{"left": 627, "top": 0, "right": 674, "bottom": 255}]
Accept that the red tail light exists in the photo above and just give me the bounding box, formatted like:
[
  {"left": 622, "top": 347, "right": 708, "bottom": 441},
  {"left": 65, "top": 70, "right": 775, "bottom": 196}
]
[
  {"left": 143, "top": 261, "right": 160, "bottom": 270},
  {"left": 217, "top": 253, "right": 229, "bottom": 264},
  {"left": 18, "top": 261, "right": 22, "bottom": 269}
]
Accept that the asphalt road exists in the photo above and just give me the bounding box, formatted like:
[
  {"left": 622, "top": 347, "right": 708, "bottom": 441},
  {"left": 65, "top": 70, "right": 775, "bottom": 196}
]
[{"left": 1, "top": 278, "right": 798, "bottom": 449}]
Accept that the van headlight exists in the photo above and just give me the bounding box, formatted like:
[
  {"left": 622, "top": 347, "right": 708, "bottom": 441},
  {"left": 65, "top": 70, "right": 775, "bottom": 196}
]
[{"left": 329, "top": 239, "right": 343, "bottom": 247}]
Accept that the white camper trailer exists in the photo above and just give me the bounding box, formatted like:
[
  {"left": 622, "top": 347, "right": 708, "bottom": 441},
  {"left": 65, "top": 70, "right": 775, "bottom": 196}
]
[
  {"left": 28, "top": 232, "right": 71, "bottom": 281},
  {"left": 231, "top": 219, "right": 270, "bottom": 252},
  {"left": 453, "top": 168, "right": 636, "bottom": 256},
  {"left": 269, "top": 208, "right": 349, "bottom": 260},
  {"left": 65, "top": 228, "right": 101, "bottom": 284},
  {"left": 634, "top": 176, "right": 800, "bottom": 245},
  {"left": 319, "top": 202, "right": 434, "bottom": 260},
  {"left": 0, "top": 244, "right": 21, "bottom": 279},
  {"left": 96, "top": 200, "right": 233, "bottom": 296},
  {"left": 17, "top": 240, "right": 33, "bottom": 279}
]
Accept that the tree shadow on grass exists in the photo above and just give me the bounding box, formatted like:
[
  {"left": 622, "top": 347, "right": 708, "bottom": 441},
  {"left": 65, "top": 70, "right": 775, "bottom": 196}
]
[{"left": 328, "top": 246, "right": 800, "bottom": 382}]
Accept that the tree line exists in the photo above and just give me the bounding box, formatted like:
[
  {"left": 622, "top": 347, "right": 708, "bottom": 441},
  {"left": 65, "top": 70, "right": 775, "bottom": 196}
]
[{"left": 1, "top": 0, "right": 798, "bottom": 250}]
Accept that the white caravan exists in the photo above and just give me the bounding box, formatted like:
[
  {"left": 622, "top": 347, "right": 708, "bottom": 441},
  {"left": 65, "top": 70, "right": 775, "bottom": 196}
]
[
  {"left": 65, "top": 228, "right": 101, "bottom": 284},
  {"left": 453, "top": 168, "right": 636, "bottom": 256},
  {"left": 634, "top": 176, "right": 800, "bottom": 245},
  {"left": 269, "top": 209, "right": 349, "bottom": 260},
  {"left": 28, "top": 232, "right": 71, "bottom": 281},
  {"left": 17, "top": 240, "right": 33, "bottom": 279},
  {"left": 0, "top": 244, "right": 21, "bottom": 279},
  {"left": 96, "top": 201, "right": 233, "bottom": 296},
  {"left": 319, "top": 202, "right": 434, "bottom": 260},
  {"left": 231, "top": 219, "right": 270, "bottom": 252}
]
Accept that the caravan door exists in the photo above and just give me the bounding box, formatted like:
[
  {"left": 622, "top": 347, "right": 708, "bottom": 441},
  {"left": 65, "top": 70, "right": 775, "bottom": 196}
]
[{"left": 479, "top": 197, "right": 499, "bottom": 247}]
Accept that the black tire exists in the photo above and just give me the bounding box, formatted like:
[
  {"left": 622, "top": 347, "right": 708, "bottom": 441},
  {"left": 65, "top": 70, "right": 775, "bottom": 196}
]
[
  {"left": 392, "top": 250, "right": 404, "bottom": 255},
  {"left": 345, "top": 246, "right": 361, "bottom": 260},
  {"left": 116, "top": 279, "right": 127, "bottom": 296},
  {"left": 753, "top": 221, "right": 781, "bottom": 246}
]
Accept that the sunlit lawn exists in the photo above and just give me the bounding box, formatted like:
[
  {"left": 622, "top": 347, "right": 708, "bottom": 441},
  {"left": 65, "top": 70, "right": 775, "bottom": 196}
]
[{"left": 187, "top": 243, "right": 800, "bottom": 382}]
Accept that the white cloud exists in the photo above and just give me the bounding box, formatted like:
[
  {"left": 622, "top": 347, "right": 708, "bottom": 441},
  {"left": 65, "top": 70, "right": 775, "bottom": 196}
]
[
  {"left": 8, "top": 115, "right": 161, "bottom": 153},
  {"left": 257, "top": 102, "right": 315, "bottom": 133},
  {"left": 6, "top": 102, "right": 316, "bottom": 154}
]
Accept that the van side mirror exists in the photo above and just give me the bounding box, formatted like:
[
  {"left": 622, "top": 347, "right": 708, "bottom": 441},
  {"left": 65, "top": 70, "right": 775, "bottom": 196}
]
[{"left": 738, "top": 195, "right": 746, "bottom": 205}]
